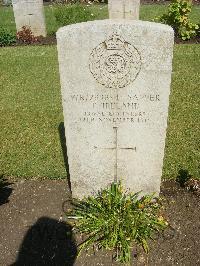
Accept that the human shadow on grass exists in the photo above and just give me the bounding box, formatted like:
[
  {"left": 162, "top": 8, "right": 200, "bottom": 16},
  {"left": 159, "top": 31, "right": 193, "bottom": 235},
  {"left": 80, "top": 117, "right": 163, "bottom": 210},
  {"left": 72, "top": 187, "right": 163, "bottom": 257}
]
[
  {"left": 13, "top": 216, "right": 77, "bottom": 266},
  {"left": 58, "top": 122, "right": 72, "bottom": 193},
  {"left": 0, "top": 174, "right": 13, "bottom": 206}
]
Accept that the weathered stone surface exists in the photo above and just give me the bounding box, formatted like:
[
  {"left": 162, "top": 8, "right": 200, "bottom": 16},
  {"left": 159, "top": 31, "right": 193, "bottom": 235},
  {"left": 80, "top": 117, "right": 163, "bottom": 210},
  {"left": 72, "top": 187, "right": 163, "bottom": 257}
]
[
  {"left": 12, "top": 0, "right": 46, "bottom": 37},
  {"left": 108, "top": 0, "right": 140, "bottom": 20},
  {"left": 57, "top": 20, "right": 174, "bottom": 199}
]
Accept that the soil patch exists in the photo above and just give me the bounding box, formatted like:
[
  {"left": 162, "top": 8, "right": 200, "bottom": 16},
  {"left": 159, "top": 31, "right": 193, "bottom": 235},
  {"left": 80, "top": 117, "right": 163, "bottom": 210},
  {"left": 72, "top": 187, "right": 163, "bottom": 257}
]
[
  {"left": 13, "top": 35, "right": 57, "bottom": 46},
  {"left": 10, "top": 34, "right": 200, "bottom": 47},
  {"left": 0, "top": 179, "right": 199, "bottom": 265}
]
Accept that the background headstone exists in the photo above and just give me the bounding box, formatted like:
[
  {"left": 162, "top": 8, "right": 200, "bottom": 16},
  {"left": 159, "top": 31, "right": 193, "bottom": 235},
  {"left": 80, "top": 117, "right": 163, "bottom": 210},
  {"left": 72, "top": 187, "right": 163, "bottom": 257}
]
[
  {"left": 12, "top": 0, "right": 47, "bottom": 37},
  {"left": 108, "top": 0, "right": 140, "bottom": 20},
  {"left": 57, "top": 20, "right": 174, "bottom": 199},
  {"left": 2, "top": 0, "right": 12, "bottom": 5}
]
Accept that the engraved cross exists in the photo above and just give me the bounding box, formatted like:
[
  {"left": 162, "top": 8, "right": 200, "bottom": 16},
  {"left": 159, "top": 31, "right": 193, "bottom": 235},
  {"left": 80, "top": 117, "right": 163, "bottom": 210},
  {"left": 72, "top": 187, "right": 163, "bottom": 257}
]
[{"left": 94, "top": 127, "right": 136, "bottom": 181}]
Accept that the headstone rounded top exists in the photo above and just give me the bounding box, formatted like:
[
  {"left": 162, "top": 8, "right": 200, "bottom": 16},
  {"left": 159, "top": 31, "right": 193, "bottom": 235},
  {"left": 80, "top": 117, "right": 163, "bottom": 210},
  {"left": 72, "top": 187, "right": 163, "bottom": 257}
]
[{"left": 56, "top": 19, "right": 174, "bottom": 37}]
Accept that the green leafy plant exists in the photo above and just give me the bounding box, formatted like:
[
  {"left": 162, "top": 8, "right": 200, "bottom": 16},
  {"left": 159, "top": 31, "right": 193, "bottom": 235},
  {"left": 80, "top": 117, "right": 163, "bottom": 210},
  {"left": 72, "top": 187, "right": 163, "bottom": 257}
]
[
  {"left": 0, "top": 28, "right": 16, "bottom": 46},
  {"left": 54, "top": 4, "right": 97, "bottom": 26},
  {"left": 16, "top": 26, "right": 38, "bottom": 44},
  {"left": 156, "top": 0, "right": 199, "bottom": 40},
  {"left": 66, "top": 182, "right": 167, "bottom": 263},
  {"left": 197, "top": 22, "right": 200, "bottom": 38}
]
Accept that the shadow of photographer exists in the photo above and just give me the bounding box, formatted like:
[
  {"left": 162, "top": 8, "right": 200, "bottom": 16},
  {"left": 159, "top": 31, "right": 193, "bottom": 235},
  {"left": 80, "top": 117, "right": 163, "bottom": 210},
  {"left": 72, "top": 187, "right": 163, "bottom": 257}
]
[{"left": 12, "top": 216, "right": 77, "bottom": 266}]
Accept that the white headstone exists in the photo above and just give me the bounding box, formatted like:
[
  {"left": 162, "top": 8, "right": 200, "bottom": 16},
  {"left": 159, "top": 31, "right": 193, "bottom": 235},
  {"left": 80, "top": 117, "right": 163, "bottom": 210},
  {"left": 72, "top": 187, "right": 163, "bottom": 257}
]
[
  {"left": 12, "top": 0, "right": 46, "bottom": 37},
  {"left": 57, "top": 20, "right": 174, "bottom": 199},
  {"left": 3, "top": 0, "right": 12, "bottom": 5},
  {"left": 108, "top": 0, "right": 140, "bottom": 20}
]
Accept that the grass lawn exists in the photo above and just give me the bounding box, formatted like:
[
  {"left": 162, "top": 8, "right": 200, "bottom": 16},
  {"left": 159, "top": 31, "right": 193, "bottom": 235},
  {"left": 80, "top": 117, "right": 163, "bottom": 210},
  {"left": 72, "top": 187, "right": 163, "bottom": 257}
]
[
  {"left": 0, "top": 44, "right": 199, "bottom": 180},
  {"left": 0, "top": 3, "right": 199, "bottom": 180},
  {"left": 164, "top": 44, "right": 200, "bottom": 180},
  {"left": 0, "top": 4, "right": 199, "bottom": 35},
  {"left": 0, "top": 46, "right": 65, "bottom": 179}
]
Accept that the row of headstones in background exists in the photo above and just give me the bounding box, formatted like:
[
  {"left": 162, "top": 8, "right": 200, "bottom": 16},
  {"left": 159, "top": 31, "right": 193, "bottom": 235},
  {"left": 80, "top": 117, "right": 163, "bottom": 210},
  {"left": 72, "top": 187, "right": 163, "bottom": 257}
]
[
  {"left": 12, "top": 0, "right": 46, "bottom": 37},
  {"left": 57, "top": 9, "right": 174, "bottom": 198},
  {"left": 11, "top": 0, "right": 139, "bottom": 39}
]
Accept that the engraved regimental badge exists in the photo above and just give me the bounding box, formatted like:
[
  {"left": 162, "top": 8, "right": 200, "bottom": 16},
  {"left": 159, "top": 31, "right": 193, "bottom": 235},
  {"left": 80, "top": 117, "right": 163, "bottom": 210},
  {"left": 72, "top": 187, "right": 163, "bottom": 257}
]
[{"left": 89, "top": 34, "right": 141, "bottom": 89}]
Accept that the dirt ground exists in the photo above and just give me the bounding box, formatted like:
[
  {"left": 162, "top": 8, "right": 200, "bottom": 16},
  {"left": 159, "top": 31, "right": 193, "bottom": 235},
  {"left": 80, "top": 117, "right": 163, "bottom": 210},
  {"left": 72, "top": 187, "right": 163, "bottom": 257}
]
[
  {"left": 0, "top": 179, "right": 199, "bottom": 266},
  {"left": 14, "top": 35, "right": 200, "bottom": 47}
]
